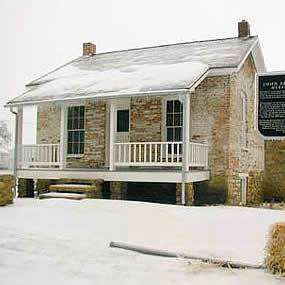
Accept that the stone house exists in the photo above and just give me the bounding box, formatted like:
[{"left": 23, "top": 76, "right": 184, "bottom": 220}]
[{"left": 6, "top": 21, "right": 266, "bottom": 205}]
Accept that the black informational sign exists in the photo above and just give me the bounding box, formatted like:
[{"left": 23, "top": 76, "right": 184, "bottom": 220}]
[{"left": 258, "top": 73, "right": 285, "bottom": 138}]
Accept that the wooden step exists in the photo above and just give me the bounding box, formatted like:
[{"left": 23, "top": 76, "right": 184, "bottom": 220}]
[
  {"left": 39, "top": 192, "right": 86, "bottom": 200},
  {"left": 49, "top": 184, "right": 96, "bottom": 194}
]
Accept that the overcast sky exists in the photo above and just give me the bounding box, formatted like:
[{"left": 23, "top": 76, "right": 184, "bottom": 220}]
[{"left": 1, "top": 0, "right": 285, "bottom": 143}]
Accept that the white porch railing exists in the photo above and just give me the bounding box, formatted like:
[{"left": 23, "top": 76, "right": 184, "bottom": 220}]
[
  {"left": 20, "top": 144, "right": 61, "bottom": 168},
  {"left": 19, "top": 141, "right": 208, "bottom": 170},
  {"left": 0, "top": 152, "right": 13, "bottom": 170},
  {"left": 189, "top": 142, "right": 209, "bottom": 168},
  {"left": 114, "top": 141, "right": 208, "bottom": 168}
]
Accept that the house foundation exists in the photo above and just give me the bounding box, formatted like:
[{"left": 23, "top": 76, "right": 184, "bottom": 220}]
[
  {"left": 18, "top": 178, "right": 34, "bottom": 198},
  {"left": 36, "top": 179, "right": 51, "bottom": 195},
  {"left": 110, "top": 181, "right": 127, "bottom": 200},
  {"left": 176, "top": 182, "right": 194, "bottom": 206},
  {"left": 227, "top": 172, "right": 263, "bottom": 206},
  {"left": 247, "top": 171, "right": 263, "bottom": 205}
]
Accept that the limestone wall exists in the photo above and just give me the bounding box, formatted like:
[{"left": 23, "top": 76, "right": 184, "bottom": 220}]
[
  {"left": 130, "top": 96, "right": 162, "bottom": 142},
  {"left": 227, "top": 56, "right": 264, "bottom": 205},
  {"left": 191, "top": 56, "right": 264, "bottom": 205},
  {"left": 37, "top": 101, "right": 106, "bottom": 169},
  {"left": 263, "top": 140, "right": 285, "bottom": 201}
]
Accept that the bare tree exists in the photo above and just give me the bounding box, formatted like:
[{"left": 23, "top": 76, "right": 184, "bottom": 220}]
[{"left": 0, "top": 121, "right": 12, "bottom": 152}]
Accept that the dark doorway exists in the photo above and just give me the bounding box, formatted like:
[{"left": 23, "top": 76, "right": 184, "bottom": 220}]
[
  {"left": 26, "top": 179, "right": 35, "bottom": 198},
  {"left": 126, "top": 182, "right": 176, "bottom": 204},
  {"left": 102, "top": 182, "right": 111, "bottom": 199}
]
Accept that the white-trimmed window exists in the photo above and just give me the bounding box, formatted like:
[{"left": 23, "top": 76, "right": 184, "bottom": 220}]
[
  {"left": 166, "top": 100, "right": 183, "bottom": 142},
  {"left": 67, "top": 106, "right": 85, "bottom": 155}
]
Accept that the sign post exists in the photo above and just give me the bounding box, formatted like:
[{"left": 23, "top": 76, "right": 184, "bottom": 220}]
[{"left": 257, "top": 72, "right": 285, "bottom": 139}]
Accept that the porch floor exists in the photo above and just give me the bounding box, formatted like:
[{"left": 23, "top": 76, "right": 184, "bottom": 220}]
[{"left": 15, "top": 168, "right": 210, "bottom": 183}]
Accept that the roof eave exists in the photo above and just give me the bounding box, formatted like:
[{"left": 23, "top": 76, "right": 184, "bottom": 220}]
[
  {"left": 4, "top": 88, "right": 190, "bottom": 107},
  {"left": 236, "top": 37, "right": 266, "bottom": 73}
]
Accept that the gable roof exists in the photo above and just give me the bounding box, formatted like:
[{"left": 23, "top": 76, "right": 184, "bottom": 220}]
[{"left": 6, "top": 36, "right": 265, "bottom": 106}]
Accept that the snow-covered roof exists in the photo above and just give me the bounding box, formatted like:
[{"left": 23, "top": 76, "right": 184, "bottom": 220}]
[{"left": 7, "top": 36, "right": 262, "bottom": 106}]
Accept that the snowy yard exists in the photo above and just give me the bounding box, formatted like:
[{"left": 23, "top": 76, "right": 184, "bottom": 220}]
[{"left": 0, "top": 199, "right": 284, "bottom": 285}]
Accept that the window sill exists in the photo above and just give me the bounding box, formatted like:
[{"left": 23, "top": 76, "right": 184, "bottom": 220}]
[{"left": 67, "top": 154, "right": 84, "bottom": 159}]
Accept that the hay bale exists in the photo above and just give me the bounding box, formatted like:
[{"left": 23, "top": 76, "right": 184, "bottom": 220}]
[
  {"left": 0, "top": 181, "right": 13, "bottom": 206},
  {"left": 265, "top": 222, "right": 285, "bottom": 275}
]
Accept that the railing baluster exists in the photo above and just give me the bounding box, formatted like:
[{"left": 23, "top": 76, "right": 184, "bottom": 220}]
[
  {"left": 166, "top": 143, "right": 168, "bottom": 163},
  {"left": 171, "top": 143, "right": 174, "bottom": 163},
  {"left": 144, "top": 144, "right": 146, "bottom": 162},
  {"left": 123, "top": 144, "right": 126, "bottom": 163},
  {"left": 134, "top": 144, "right": 137, "bottom": 163},
  {"left": 139, "top": 144, "right": 141, "bottom": 162},
  {"left": 128, "top": 144, "right": 131, "bottom": 163},
  {"left": 154, "top": 144, "right": 157, "bottom": 163},
  {"left": 118, "top": 144, "right": 121, "bottom": 163}
]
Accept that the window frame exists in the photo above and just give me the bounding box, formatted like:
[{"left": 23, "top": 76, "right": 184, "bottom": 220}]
[
  {"left": 165, "top": 99, "right": 183, "bottom": 142},
  {"left": 67, "top": 105, "right": 85, "bottom": 157}
]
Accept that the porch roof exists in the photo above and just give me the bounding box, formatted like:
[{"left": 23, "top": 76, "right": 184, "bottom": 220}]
[{"left": 6, "top": 36, "right": 262, "bottom": 106}]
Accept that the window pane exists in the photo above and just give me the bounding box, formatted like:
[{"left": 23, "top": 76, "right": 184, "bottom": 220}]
[
  {"left": 79, "top": 118, "right": 84, "bottom": 129},
  {"left": 174, "top": 127, "right": 182, "bottom": 141},
  {"left": 74, "top": 107, "right": 79, "bottom": 117},
  {"left": 68, "top": 107, "right": 73, "bottom": 120},
  {"left": 67, "top": 119, "right": 72, "bottom": 130},
  {"left": 79, "top": 143, "right": 84, "bottom": 154},
  {"left": 74, "top": 118, "right": 79, "bottom": 129},
  {"left": 174, "top": 114, "right": 181, "bottom": 126},
  {"left": 167, "top": 101, "right": 173, "bottom": 113},
  {"left": 167, "top": 128, "right": 173, "bottom": 141},
  {"left": 67, "top": 143, "right": 73, "bottom": 154},
  {"left": 79, "top": 131, "right": 85, "bottom": 142},
  {"left": 166, "top": 114, "right": 173, "bottom": 126},
  {"left": 174, "top": 100, "right": 181, "bottom": 113},
  {"left": 74, "top": 131, "right": 79, "bottom": 142},
  {"left": 73, "top": 143, "right": 79, "bottom": 154},
  {"left": 80, "top": 106, "right": 85, "bottom": 117},
  {"left": 68, "top": 131, "right": 72, "bottom": 142},
  {"left": 117, "top": 110, "right": 129, "bottom": 132}
]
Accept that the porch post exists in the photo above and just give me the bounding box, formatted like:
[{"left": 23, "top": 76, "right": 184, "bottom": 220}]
[
  {"left": 15, "top": 106, "right": 23, "bottom": 171},
  {"left": 181, "top": 92, "right": 191, "bottom": 205},
  {"left": 60, "top": 104, "right": 67, "bottom": 169},
  {"left": 184, "top": 92, "right": 191, "bottom": 171},
  {"left": 109, "top": 102, "right": 116, "bottom": 171}
]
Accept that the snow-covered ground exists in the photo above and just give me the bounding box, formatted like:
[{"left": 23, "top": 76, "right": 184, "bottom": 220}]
[{"left": 0, "top": 199, "right": 284, "bottom": 285}]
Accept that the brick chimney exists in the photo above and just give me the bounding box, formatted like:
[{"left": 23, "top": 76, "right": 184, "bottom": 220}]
[
  {"left": 238, "top": 20, "right": 250, "bottom": 38},
  {"left": 83, "top": 42, "right": 96, "bottom": 56}
]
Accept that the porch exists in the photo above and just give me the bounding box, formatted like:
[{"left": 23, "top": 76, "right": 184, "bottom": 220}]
[
  {"left": 10, "top": 89, "right": 211, "bottom": 184},
  {"left": 19, "top": 141, "right": 209, "bottom": 170}
]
